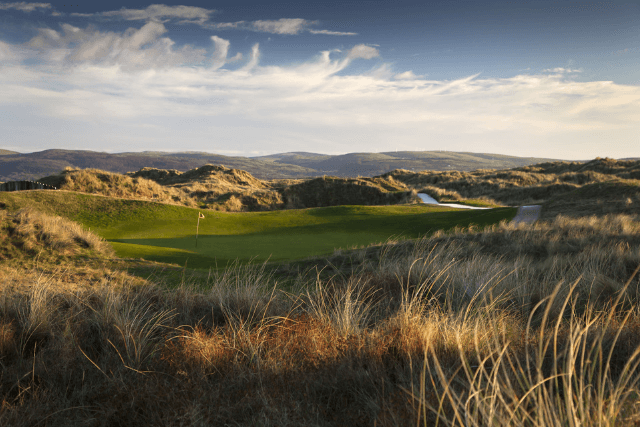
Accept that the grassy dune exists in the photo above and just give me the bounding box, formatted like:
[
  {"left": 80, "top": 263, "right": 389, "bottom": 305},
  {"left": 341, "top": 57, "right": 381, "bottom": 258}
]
[
  {"left": 0, "top": 190, "right": 516, "bottom": 269},
  {"left": 0, "top": 206, "right": 640, "bottom": 425},
  {"left": 386, "top": 157, "right": 640, "bottom": 216},
  {"left": 1, "top": 158, "right": 640, "bottom": 425},
  {"left": 37, "top": 166, "right": 419, "bottom": 212}
]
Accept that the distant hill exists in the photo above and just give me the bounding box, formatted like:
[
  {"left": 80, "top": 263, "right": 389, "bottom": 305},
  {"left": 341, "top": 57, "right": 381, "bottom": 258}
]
[
  {"left": 0, "top": 149, "right": 319, "bottom": 182},
  {"left": 0, "top": 149, "right": 19, "bottom": 155},
  {"left": 0, "top": 148, "right": 572, "bottom": 182},
  {"left": 252, "top": 151, "right": 567, "bottom": 177}
]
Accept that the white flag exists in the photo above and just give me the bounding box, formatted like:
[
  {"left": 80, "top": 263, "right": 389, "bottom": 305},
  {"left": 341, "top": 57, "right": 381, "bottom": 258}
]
[{"left": 199, "top": 213, "right": 205, "bottom": 219}]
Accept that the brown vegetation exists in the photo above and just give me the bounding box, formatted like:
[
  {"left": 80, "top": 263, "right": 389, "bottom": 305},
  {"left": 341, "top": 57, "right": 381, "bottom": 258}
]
[
  {"left": 1, "top": 205, "right": 640, "bottom": 425},
  {"left": 384, "top": 157, "right": 640, "bottom": 218},
  {"left": 0, "top": 207, "right": 113, "bottom": 267},
  {"left": 281, "top": 175, "right": 417, "bottom": 209},
  {"left": 38, "top": 166, "right": 420, "bottom": 212},
  {"left": 35, "top": 157, "right": 640, "bottom": 217}
]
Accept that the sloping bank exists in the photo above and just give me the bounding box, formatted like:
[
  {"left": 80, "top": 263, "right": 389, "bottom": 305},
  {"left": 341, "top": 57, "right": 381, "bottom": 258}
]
[{"left": 282, "top": 176, "right": 418, "bottom": 209}]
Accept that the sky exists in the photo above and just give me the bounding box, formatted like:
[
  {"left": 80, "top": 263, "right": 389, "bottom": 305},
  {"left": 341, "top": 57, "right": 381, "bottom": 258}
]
[{"left": 0, "top": 0, "right": 639, "bottom": 160}]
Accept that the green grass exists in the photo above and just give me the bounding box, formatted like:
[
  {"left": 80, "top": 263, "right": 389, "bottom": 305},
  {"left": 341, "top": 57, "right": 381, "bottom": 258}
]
[{"left": 0, "top": 190, "right": 517, "bottom": 269}]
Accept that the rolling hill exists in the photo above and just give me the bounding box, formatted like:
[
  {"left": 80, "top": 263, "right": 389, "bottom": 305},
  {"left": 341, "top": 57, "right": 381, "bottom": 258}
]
[
  {"left": 0, "top": 149, "right": 319, "bottom": 182},
  {"left": 252, "top": 150, "right": 567, "bottom": 177},
  {"left": 0, "top": 148, "right": 567, "bottom": 182}
]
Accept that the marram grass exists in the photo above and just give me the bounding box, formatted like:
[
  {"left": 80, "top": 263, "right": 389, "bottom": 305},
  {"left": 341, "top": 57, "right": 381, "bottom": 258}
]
[{"left": 1, "top": 207, "right": 640, "bottom": 425}]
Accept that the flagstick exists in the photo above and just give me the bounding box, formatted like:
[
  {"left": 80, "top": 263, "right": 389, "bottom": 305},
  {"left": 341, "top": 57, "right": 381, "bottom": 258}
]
[
  {"left": 196, "top": 212, "right": 205, "bottom": 248},
  {"left": 196, "top": 215, "right": 200, "bottom": 248}
]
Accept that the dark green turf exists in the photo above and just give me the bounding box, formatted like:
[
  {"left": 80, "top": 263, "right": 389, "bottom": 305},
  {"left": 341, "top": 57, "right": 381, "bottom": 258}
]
[{"left": 0, "top": 190, "right": 517, "bottom": 269}]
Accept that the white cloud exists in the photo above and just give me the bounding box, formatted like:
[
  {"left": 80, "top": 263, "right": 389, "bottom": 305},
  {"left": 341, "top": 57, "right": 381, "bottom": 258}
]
[
  {"left": 394, "top": 70, "right": 425, "bottom": 80},
  {"left": 24, "top": 22, "right": 211, "bottom": 71},
  {"left": 1, "top": 26, "right": 639, "bottom": 159},
  {"left": 0, "top": 2, "right": 50, "bottom": 12},
  {"left": 367, "top": 63, "right": 394, "bottom": 80},
  {"left": 251, "top": 18, "right": 311, "bottom": 35},
  {"left": 543, "top": 67, "right": 582, "bottom": 73},
  {"left": 347, "top": 44, "right": 379, "bottom": 60},
  {"left": 0, "top": 40, "right": 17, "bottom": 60},
  {"left": 209, "top": 21, "right": 245, "bottom": 30},
  {"left": 207, "top": 20, "right": 357, "bottom": 36},
  {"left": 81, "top": 7, "right": 356, "bottom": 37},
  {"left": 309, "top": 29, "right": 358, "bottom": 36},
  {"left": 242, "top": 43, "right": 260, "bottom": 70},
  {"left": 100, "top": 4, "right": 214, "bottom": 23},
  {"left": 210, "top": 35, "right": 229, "bottom": 69}
]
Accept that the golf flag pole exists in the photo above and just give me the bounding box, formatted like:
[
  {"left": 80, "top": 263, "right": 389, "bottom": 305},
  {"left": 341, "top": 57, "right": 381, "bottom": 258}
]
[{"left": 196, "top": 212, "right": 204, "bottom": 247}]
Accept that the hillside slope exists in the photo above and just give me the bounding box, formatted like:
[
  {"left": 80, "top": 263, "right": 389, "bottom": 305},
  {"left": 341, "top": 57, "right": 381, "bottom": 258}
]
[
  {"left": 383, "top": 157, "right": 640, "bottom": 219},
  {"left": 1, "top": 149, "right": 566, "bottom": 181},
  {"left": 0, "top": 206, "right": 114, "bottom": 268},
  {"left": 253, "top": 150, "right": 564, "bottom": 177},
  {"left": 37, "top": 165, "right": 420, "bottom": 211},
  {"left": 0, "top": 149, "right": 319, "bottom": 182}
]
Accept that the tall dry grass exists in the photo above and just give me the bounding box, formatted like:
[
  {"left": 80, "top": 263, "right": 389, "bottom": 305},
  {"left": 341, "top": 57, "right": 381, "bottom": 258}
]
[
  {"left": 385, "top": 157, "right": 640, "bottom": 209},
  {"left": 0, "top": 212, "right": 638, "bottom": 424},
  {"left": 38, "top": 167, "right": 422, "bottom": 212},
  {"left": 5, "top": 207, "right": 113, "bottom": 258}
]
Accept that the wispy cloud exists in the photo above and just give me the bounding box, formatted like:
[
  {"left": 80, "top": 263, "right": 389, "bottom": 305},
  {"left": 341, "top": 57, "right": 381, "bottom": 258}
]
[
  {"left": 25, "top": 22, "right": 209, "bottom": 71},
  {"left": 1, "top": 23, "right": 638, "bottom": 158},
  {"left": 394, "top": 70, "right": 425, "bottom": 80},
  {"left": 309, "top": 29, "right": 358, "bottom": 36},
  {"left": 209, "top": 19, "right": 354, "bottom": 36},
  {"left": 251, "top": 18, "right": 312, "bottom": 35},
  {"left": 543, "top": 67, "right": 582, "bottom": 73},
  {"left": 31, "top": 4, "right": 356, "bottom": 36},
  {"left": 347, "top": 44, "right": 379, "bottom": 60},
  {"left": 0, "top": 1, "right": 50, "bottom": 12},
  {"left": 98, "top": 4, "right": 214, "bottom": 23},
  {"left": 208, "top": 21, "right": 244, "bottom": 30}
]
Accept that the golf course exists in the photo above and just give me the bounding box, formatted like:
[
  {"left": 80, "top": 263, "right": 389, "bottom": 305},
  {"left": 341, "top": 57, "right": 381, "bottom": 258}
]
[{"left": 0, "top": 189, "right": 517, "bottom": 269}]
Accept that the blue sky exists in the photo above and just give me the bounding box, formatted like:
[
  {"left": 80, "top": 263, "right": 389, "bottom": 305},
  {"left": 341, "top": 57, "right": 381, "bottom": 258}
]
[{"left": 0, "top": 0, "right": 639, "bottom": 160}]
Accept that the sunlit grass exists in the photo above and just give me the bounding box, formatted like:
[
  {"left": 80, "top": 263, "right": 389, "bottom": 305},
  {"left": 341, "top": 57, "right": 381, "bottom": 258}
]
[
  {"left": 0, "top": 190, "right": 517, "bottom": 268},
  {"left": 1, "top": 185, "right": 640, "bottom": 425}
]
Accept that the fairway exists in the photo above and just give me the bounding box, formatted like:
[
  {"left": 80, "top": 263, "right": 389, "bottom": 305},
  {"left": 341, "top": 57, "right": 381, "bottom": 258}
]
[{"left": 0, "top": 190, "right": 517, "bottom": 269}]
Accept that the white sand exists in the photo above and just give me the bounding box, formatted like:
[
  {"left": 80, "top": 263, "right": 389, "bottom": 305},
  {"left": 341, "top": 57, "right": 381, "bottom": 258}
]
[{"left": 417, "top": 193, "right": 491, "bottom": 210}]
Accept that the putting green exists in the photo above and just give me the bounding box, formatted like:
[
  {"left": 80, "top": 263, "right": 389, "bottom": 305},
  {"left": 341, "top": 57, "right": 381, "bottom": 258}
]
[{"left": 0, "top": 190, "right": 517, "bottom": 269}]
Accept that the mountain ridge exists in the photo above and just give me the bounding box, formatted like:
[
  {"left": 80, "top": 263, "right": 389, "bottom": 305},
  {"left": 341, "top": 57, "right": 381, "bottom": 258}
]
[{"left": 1, "top": 148, "right": 578, "bottom": 182}]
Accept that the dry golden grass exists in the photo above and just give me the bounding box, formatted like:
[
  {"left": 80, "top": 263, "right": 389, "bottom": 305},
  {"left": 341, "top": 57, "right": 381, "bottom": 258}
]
[
  {"left": 30, "top": 157, "right": 640, "bottom": 217},
  {"left": 385, "top": 157, "right": 640, "bottom": 214},
  {"left": 39, "top": 167, "right": 192, "bottom": 206},
  {"left": 38, "top": 166, "right": 420, "bottom": 212},
  {"left": 1, "top": 207, "right": 640, "bottom": 425},
  {"left": 0, "top": 207, "right": 114, "bottom": 268}
]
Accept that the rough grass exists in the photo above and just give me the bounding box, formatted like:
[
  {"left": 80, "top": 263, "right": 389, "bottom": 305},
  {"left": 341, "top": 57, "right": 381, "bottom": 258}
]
[
  {"left": 385, "top": 157, "right": 640, "bottom": 214},
  {"left": 34, "top": 157, "right": 640, "bottom": 216},
  {"left": 1, "top": 208, "right": 640, "bottom": 425},
  {"left": 0, "top": 207, "right": 114, "bottom": 268},
  {"left": 37, "top": 165, "right": 421, "bottom": 212},
  {"left": 0, "top": 190, "right": 517, "bottom": 269}
]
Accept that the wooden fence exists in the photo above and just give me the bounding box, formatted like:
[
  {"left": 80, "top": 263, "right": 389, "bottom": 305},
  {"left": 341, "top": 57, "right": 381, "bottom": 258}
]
[{"left": 0, "top": 181, "right": 57, "bottom": 192}]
